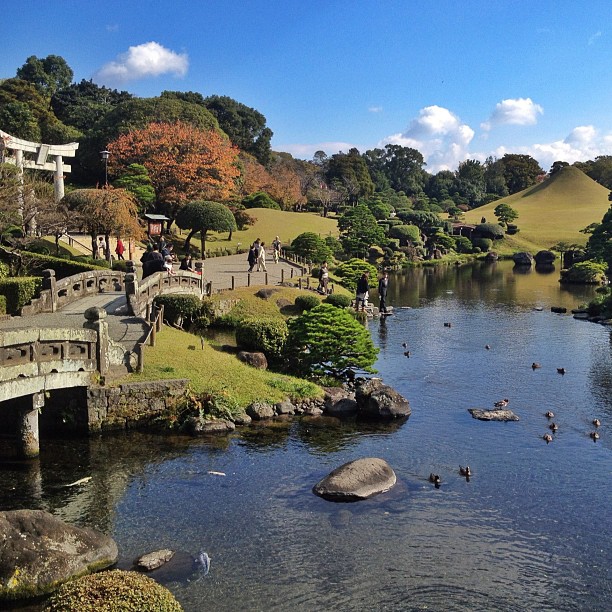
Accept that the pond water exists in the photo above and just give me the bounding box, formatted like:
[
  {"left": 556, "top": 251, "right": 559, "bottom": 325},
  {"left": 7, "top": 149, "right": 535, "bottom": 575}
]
[{"left": 2, "top": 261, "right": 611, "bottom": 611}]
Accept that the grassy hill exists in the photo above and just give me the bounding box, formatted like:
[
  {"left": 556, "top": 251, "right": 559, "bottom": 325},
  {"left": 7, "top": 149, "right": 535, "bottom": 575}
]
[
  {"left": 463, "top": 166, "right": 610, "bottom": 253},
  {"left": 182, "top": 208, "right": 339, "bottom": 255}
]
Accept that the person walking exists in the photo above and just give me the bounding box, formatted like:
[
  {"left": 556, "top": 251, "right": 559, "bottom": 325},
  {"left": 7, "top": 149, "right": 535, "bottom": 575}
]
[
  {"left": 378, "top": 271, "right": 389, "bottom": 314},
  {"left": 318, "top": 261, "right": 329, "bottom": 294},
  {"left": 247, "top": 243, "right": 257, "bottom": 272},
  {"left": 355, "top": 272, "right": 370, "bottom": 311},
  {"left": 272, "top": 236, "right": 281, "bottom": 263},
  {"left": 96, "top": 236, "right": 107, "bottom": 259},
  {"left": 115, "top": 237, "right": 125, "bottom": 260},
  {"left": 257, "top": 241, "right": 267, "bottom": 272}
]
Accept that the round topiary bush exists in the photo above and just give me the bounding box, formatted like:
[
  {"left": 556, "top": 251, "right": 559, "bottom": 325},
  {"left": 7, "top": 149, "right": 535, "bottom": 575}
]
[
  {"left": 472, "top": 238, "right": 493, "bottom": 252},
  {"left": 154, "top": 295, "right": 202, "bottom": 326},
  {"left": 294, "top": 294, "right": 321, "bottom": 312},
  {"left": 43, "top": 570, "right": 183, "bottom": 611},
  {"left": 323, "top": 294, "right": 351, "bottom": 308},
  {"left": 235, "top": 316, "right": 288, "bottom": 359}
]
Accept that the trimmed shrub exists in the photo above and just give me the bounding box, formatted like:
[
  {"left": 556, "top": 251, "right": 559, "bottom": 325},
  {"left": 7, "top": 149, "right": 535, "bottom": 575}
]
[
  {"left": 334, "top": 259, "right": 378, "bottom": 292},
  {"left": 20, "top": 251, "right": 108, "bottom": 278},
  {"left": 295, "top": 294, "right": 321, "bottom": 312},
  {"left": 323, "top": 293, "right": 351, "bottom": 308},
  {"left": 0, "top": 277, "right": 42, "bottom": 314},
  {"left": 242, "top": 191, "right": 281, "bottom": 210},
  {"left": 154, "top": 294, "right": 202, "bottom": 325},
  {"left": 560, "top": 260, "right": 607, "bottom": 285},
  {"left": 43, "top": 569, "right": 183, "bottom": 612},
  {"left": 0, "top": 295, "right": 6, "bottom": 315},
  {"left": 112, "top": 260, "right": 130, "bottom": 272},
  {"left": 472, "top": 238, "right": 493, "bottom": 252},
  {"left": 506, "top": 223, "right": 519, "bottom": 235},
  {"left": 473, "top": 223, "right": 505, "bottom": 240},
  {"left": 235, "top": 316, "right": 288, "bottom": 359},
  {"left": 389, "top": 224, "right": 421, "bottom": 245},
  {"left": 453, "top": 235, "right": 473, "bottom": 254}
]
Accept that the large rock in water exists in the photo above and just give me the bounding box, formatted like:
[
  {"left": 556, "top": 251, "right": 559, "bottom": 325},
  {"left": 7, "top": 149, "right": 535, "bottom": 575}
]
[
  {"left": 355, "top": 378, "right": 410, "bottom": 419},
  {"left": 313, "top": 457, "right": 396, "bottom": 501},
  {"left": 0, "top": 509, "right": 118, "bottom": 602},
  {"left": 534, "top": 250, "right": 556, "bottom": 265},
  {"left": 468, "top": 408, "right": 519, "bottom": 421},
  {"left": 513, "top": 252, "right": 533, "bottom": 266}
]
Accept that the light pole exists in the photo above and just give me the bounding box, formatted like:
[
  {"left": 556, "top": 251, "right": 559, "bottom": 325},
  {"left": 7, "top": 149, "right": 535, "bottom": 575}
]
[{"left": 100, "top": 149, "right": 109, "bottom": 187}]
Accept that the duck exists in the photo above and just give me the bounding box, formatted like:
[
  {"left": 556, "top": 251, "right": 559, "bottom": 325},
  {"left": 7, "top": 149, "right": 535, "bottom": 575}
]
[
  {"left": 459, "top": 465, "right": 471, "bottom": 477},
  {"left": 557, "top": 367, "right": 566, "bottom": 375},
  {"left": 590, "top": 431, "right": 600, "bottom": 441},
  {"left": 494, "top": 398, "right": 509, "bottom": 408},
  {"left": 429, "top": 473, "right": 441, "bottom": 485},
  {"left": 592, "top": 418, "right": 601, "bottom": 428},
  {"left": 443, "top": 322, "right": 452, "bottom": 328},
  {"left": 545, "top": 410, "right": 555, "bottom": 419},
  {"left": 401, "top": 342, "right": 409, "bottom": 348},
  {"left": 485, "top": 344, "right": 491, "bottom": 350},
  {"left": 549, "top": 422, "right": 559, "bottom": 432},
  {"left": 532, "top": 362, "right": 542, "bottom": 369},
  {"left": 403, "top": 351, "right": 411, "bottom": 358},
  {"left": 543, "top": 433, "right": 553, "bottom": 443}
]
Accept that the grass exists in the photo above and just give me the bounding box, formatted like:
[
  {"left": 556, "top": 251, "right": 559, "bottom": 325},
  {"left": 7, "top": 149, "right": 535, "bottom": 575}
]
[
  {"left": 463, "top": 166, "right": 611, "bottom": 254},
  {"left": 117, "top": 285, "right": 327, "bottom": 406},
  {"left": 172, "top": 207, "right": 339, "bottom": 255}
]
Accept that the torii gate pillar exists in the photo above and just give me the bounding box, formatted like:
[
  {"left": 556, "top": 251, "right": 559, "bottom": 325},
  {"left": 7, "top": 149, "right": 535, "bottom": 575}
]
[{"left": 0, "top": 129, "right": 79, "bottom": 201}]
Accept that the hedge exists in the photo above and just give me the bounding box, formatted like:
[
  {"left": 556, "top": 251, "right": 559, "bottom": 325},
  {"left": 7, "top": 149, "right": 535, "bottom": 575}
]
[
  {"left": 19, "top": 251, "right": 108, "bottom": 278},
  {"left": 154, "top": 294, "right": 203, "bottom": 325},
  {"left": 0, "top": 295, "right": 6, "bottom": 315},
  {"left": 323, "top": 293, "right": 351, "bottom": 308},
  {"left": 235, "top": 316, "right": 288, "bottom": 359},
  {"left": 0, "top": 277, "right": 42, "bottom": 314},
  {"left": 295, "top": 294, "right": 321, "bottom": 312}
]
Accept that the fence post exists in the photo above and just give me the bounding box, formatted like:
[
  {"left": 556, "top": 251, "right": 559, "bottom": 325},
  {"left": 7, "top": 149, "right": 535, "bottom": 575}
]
[
  {"left": 290, "top": 268, "right": 294, "bottom": 279},
  {"left": 42, "top": 269, "right": 57, "bottom": 313},
  {"left": 299, "top": 278, "right": 302, "bottom": 289},
  {"left": 281, "top": 269, "right": 284, "bottom": 283},
  {"left": 306, "top": 276, "right": 310, "bottom": 289},
  {"left": 247, "top": 273, "right": 251, "bottom": 287},
  {"left": 150, "top": 320, "right": 156, "bottom": 346},
  {"left": 231, "top": 276, "right": 235, "bottom": 290},
  {"left": 136, "top": 343, "right": 145, "bottom": 373},
  {"left": 265, "top": 272, "right": 268, "bottom": 285},
  {"left": 156, "top": 304, "right": 164, "bottom": 332}
]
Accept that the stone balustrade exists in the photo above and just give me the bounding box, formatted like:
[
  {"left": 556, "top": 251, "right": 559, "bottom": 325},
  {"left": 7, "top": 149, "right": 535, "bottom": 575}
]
[{"left": 20, "top": 268, "right": 125, "bottom": 316}]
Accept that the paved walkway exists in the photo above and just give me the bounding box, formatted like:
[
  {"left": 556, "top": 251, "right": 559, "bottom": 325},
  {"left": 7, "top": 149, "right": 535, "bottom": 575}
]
[{"left": 0, "top": 254, "right": 307, "bottom": 352}]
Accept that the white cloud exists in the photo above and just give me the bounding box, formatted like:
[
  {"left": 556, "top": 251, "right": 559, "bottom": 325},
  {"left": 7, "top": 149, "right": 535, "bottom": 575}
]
[
  {"left": 368, "top": 106, "right": 383, "bottom": 113},
  {"left": 94, "top": 41, "right": 188, "bottom": 84},
  {"left": 588, "top": 31, "right": 602, "bottom": 45},
  {"left": 489, "top": 125, "right": 612, "bottom": 171},
  {"left": 481, "top": 98, "right": 543, "bottom": 131},
  {"left": 380, "top": 105, "right": 475, "bottom": 172}
]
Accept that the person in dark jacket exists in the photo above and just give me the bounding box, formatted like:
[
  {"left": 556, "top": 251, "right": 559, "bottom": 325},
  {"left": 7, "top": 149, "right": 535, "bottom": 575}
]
[
  {"left": 378, "top": 271, "right": 389, "bottom": 314},
  {"left": 142, "top": 246, "right": 164, "bottom": 278},
  {"left": 355, "top": 272, "right": 370, "bottom": 311}
]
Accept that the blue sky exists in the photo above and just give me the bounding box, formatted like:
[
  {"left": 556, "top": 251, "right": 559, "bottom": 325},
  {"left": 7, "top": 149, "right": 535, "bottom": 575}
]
[{"left": 3, "top": 1, "right": 612, "bottom": 172}]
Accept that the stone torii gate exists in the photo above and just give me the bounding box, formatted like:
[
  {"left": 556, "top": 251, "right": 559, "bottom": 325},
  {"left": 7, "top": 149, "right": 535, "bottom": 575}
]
[{"left": 0, "top": 129, "right": 79, "bottom": 201}]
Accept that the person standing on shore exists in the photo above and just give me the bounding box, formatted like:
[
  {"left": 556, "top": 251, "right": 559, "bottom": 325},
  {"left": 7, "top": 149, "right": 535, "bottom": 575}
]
[
  {"left": 355, "top": 272, "right": 370, "bottom": 311},
  {"left": 272, "top": 236, "right": 281, "bottom": 263},
  {"left": 318, "top": 261, "right": 329, "bottom": 294},
  {"left": 378, "top": 271, "right": 389, "bottom": 314}
]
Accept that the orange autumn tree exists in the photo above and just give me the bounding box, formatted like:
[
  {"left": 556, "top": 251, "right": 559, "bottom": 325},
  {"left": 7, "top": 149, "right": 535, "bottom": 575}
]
[{"left": 108, "top": 121, "right": 240, "bottom": 220}]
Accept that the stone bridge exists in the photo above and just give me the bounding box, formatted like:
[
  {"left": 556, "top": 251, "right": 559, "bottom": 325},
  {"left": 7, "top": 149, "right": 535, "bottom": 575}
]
[{"left": 0, "top": 253, "right": 308, "bottom": 458}]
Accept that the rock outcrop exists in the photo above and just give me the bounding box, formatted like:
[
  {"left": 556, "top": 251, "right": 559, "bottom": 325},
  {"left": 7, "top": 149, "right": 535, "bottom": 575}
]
[
  {"left": 513, "top": 252, "right": 533, "bottom": 266},
  {"left": 237, "top": 351, "right": 268, "bottom": 369},
  {"left": 534, "top": 250, "right": 556, "bottom": 265},
  {"left": 355, "top": 378, "right": 411, "bottom": 419},
  {"left": 468, "top": 408, "right": 519, "bottom": 421},
  {"left": 313, "top": 457, "right": 396, "bottom": 501},
  {"left": 0, "top": 509, "right": 117, "bottom": 602}
]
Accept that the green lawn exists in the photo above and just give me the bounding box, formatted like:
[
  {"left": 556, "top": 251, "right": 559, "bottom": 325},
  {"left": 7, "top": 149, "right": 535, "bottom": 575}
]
[
  {"left": 173, "top": 207, "right": 339, "bottom": 255},
  {"left": 464, "top": 166, "right": 610, "bottom": 254}
]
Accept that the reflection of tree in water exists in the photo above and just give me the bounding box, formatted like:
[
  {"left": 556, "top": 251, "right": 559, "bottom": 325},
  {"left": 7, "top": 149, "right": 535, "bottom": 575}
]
[
  {"left": 535, "top": 264, "right": 556, "bottom": 275},
  {"left": 237, "top": 419, "right": 292, "bottom": 451},
  {"left": 588, "top": 330, "right": 612, "bottom": 421},
  {"left": 293, "top": 415, "right": 408, "bottom": 455}
]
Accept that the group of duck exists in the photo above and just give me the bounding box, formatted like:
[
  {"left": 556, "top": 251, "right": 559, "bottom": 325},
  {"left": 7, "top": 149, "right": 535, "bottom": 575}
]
[{"left": 542, "top": 410, "right": 601, "bottom": 443}]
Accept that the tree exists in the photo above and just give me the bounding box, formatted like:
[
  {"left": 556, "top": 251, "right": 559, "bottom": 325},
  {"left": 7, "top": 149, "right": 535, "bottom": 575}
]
[
  {"left": 51, "top": 79, "right": 132, "bottom": 133},
  {"left": 175, "top": 200, "right": 236, "bottom": 256},
  {"left": 326, "top": 149, "right": 374, "bottom": 204},
  {"left": 587, "top": 204, "right": 612, "bottom": 271},
  {"left": 455, "top": 159, "right": 486, "bottom": 206},
  {"left": 16, "top": 55, "right": 73, "bottom": 97},
  {"left": 494, "top": 202, "right": 519, "bottom": 226},
  {"left": 62, "top": 188, "right": 143, "bottom": 257},
  {"left": 500, "top": 154, "right": 543, "bottom": 194},
  {"left": 285, "top": 303, "right": 379, "bottom": 379},
  {"left": 202, "top": 95, "right": 273, "bottom": 166},
  {"left": 112, "top": 164, "right": 156, "bottom": 214},
  {"left": 290, "top": 232, "right": 332, "bottom": 263},
  {"left": 242, "top": 191, "right": 280, "bottom": 209},
  {"left": 549, "top": 161, "right": 569, "bottom": 176},
  {"left": 109, "top": 121, "right": 240, "bottom": 221},
  {"left": 338, "top": 204, "right": 386, "bottom": 257}
]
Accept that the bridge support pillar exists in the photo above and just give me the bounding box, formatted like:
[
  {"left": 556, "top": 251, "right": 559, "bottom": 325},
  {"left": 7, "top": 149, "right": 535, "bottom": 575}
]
[{"left": 17, "top": 392, "right": 43, "bottom": 458}]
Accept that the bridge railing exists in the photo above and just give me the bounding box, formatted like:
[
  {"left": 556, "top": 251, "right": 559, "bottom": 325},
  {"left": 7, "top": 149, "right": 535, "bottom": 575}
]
[{"left": 20, "top": 268, "right": 125, "bottom": 316}]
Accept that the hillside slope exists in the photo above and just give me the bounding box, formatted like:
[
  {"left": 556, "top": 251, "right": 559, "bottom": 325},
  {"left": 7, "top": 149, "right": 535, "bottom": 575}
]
[{"left": 464, "top": 166, "right": 610, "bottom": 252}]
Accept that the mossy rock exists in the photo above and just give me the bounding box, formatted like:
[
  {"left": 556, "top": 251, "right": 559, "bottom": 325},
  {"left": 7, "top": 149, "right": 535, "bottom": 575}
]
[{"left": 43, "top": 569, "right": 183, "bottom": 611}]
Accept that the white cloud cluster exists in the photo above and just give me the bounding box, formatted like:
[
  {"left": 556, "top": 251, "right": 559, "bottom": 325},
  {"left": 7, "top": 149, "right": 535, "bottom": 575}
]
[
  {"left": 495, "top": 125, "right": 612, "bottom": 171},
  {"left": 381, "top": 105, "right": 474, "bottom": 172},
  {"left": 481, "top": 98, "right": 543, "bottom": 131},
  {"left": 94, "top": 41, "right": 188, "bottom": 84}
]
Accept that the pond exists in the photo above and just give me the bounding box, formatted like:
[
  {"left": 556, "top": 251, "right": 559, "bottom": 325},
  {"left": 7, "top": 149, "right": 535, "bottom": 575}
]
[{"left": 2, "top": 260, "right": 611, "bottom": 611}]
